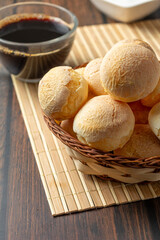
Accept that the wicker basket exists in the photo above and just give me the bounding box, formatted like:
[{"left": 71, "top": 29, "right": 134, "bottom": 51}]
[
  {"left": 44, "top": 115, "right": 160, "bottom": 184},
  {"left": 42, "top": 62, "right": 160, "bottom": 183}
]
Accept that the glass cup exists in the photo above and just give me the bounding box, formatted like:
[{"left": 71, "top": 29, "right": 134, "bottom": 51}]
[{"left": 0, "top": 2, "right": 78, "bottom": 82}]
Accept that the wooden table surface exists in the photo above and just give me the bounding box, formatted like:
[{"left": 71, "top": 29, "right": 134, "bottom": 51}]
[{"left": 0, "top": 1, "right": 160, "bottom": 239}]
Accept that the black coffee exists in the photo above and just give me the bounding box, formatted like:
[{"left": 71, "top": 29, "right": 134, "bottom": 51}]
[{"left": 0, "top": 14, "right": 73, "bottom": 81}]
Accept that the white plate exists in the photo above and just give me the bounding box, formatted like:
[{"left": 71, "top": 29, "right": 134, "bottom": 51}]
[{"left": 90, "top": 0, "right": 160, "bottom": 22}]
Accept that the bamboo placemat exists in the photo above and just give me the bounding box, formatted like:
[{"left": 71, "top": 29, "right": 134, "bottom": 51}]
[{"left": 12, "top": 20, "right": 160, "bottom": 216}]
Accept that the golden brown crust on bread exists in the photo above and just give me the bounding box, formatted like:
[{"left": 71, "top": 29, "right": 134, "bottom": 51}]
[
  {"left": 115, "top": 124, "right": 160, "bottom": 158},
  {"left": 84, "top": 58, "right": 107, "bottom": 95},
  {"left": 128, "top": 101, "right": 150, "bottom": 124},
  {"left": 61, "top": 118, "right": 77, "bottom": 138},
  {"left": 38, "top": 66, "right": 88, "bottom": 120},
  {"left": 73, "top": 95, "right": 135, "bottom": 152},
  {"left": 148, "top": 102, "right": 160, "bottom": 140},
  {"left": 100, "top": 40, "right": 160, "bottom": 102}
]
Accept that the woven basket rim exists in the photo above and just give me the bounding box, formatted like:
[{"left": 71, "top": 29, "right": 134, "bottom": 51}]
[{"left": 44, "top": 115, "right": 160, "bottom": 169}]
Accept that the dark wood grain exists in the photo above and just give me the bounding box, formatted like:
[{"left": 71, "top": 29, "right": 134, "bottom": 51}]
[{"left": 0, "top": 1, "right": 160, "bottom": 240}]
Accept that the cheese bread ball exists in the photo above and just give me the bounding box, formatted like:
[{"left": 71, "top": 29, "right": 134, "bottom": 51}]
[
  {"left": 38, "top": 66, "right": 88, "bottom": 120},
  {"left": 115, "top": 124, "right": 160, "bottom": 158},
  {"left": 148, "top": 102, "right": 160, "bottom": 140},
  {"left": 128, "top": 101, "right": 150, "bottom": 124},
  {"left": 84, "top": 58, "right": 107, "bottom": 95},
  {"left": 73, "top": 95, "right": 135, "bottom": 152},
  {"left": 75, "top": 66, "right": 95, "bottom": 100},
  {"left": 100, "top": 39, "right": 160, "bottom": 102},
  {"left": 141, "top": 77, "right": 160, "bottom": 107},
  {"left": 112, "top": 39, "right": 154, "bottom": 52},
  {"left": 61, "top": 118, "right": 77, "bottom": 138}
]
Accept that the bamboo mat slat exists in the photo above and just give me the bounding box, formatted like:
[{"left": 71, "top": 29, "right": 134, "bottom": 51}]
[{"left": 12, "top": 20, "right": 160, "bottom": 216}]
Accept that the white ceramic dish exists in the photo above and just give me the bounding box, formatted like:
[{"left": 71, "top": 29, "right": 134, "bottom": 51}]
[{"left": 90, "top": 0, "right": 160, "bottom": 22}]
